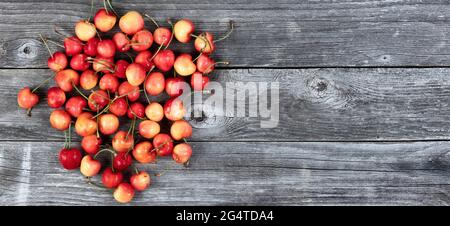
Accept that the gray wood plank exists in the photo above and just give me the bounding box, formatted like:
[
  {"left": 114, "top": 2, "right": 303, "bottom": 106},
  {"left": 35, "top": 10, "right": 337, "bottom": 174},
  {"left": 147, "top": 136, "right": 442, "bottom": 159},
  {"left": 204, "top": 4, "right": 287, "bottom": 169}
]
[
  {"left": 3, "top": 68, "right": 450, "bottom": 141},
  {"left": 1, "top": 141, "right": 449, "bottom": 205},
  {"left": 3, "top": 0, "right": 450, "bottom": 67}
]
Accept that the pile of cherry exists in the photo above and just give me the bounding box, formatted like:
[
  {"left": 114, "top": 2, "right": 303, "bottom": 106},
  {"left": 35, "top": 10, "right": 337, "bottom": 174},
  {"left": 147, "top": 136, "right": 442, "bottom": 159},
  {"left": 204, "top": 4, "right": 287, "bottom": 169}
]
[{"left": 16, "top": 2, "right": 233, "bottom": 203}]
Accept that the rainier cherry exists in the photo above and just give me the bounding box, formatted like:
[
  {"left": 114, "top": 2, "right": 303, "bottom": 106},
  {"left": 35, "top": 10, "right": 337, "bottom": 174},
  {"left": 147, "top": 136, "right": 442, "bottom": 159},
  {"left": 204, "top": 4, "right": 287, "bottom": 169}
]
[
  {"left": 94, "top": 8, "right": 117, "bottom": 32},
  {"left": 173, "top": 143, "right": 193, "bottom": 164},
  {"left": 144, "top": 72, "right": 165, "bottom": 96},
  {"left": 81, "top": 135, "right": 102, "bottom": 155},
  {"left": 118, "top": 81, "right": 140, "bottom": 102},
  {"left": 88, "top": 90, "right": 109, "bottom": 111},
  {"left": 153, "top": 133, "right": 174, "bottom": 156},
  {"left": 75, "top": 112, "right": 97, "bottom": 137},
  {"left": 64, "top": 36, "right": 83, "bottom": 56},
  {"left": 92, "top": 57, "right": 114, "bottom": 73},
  {"left": 102, "top": 168, "right": 123, "bottom": 189},
  {"left": 109, "top": 97, "right": 128, "bottom": 117},
  {"left": 130, "top": 171, "right": 151, "bottom": 191},
  {"left": 135, "top": 50, "right": 154, "bottom": 71},
  {"left": 65, "top": 96, "right": 87, "bottom": 118},
  {"left": 113, "top": 32, "right": 131, "bottom": 52},
  {"left": 98, "top": 113, "right": 119, "bottom": 135},
  {"left": 191, "top": 71, "right": 209, "bottom": 91},
  {"left": 70, "top": 53, "right": 90, "bottom": 71},
  {"left": 138, "top": 120, "right": 160, "bottom": 139},
  {"left": 194, "top": 32, "right": 215, "bottom": 54},
  {"left": 132, "top": 141, "right": 156, "bottom": 163},
  {"left": 126, "top": 63, "right": 146, "bottom": 86},
  {"left": 47, "top": 87, "right": 66, "bottom": 108},
  {"left": 153, "top": 49, "right": 175, "bottom": 72},
  {"left": 119, "top": 11, "right": 144, "bottom": 35},
  {"left": 84, "top": 37, "right": 99, "bottom": 57},
  {"left": 99, "top": 73, "right": 120, "bottom": 93},
  {"left": 18, "top": 87, "right": 39, "bottom": 112},
  {"left": 75, "top": 20, "right": 97, "bottom": 41},
  {"left": 154, "top": 27, "right": 172, "bottom": 46},
  {"left": 114, "top": 59, "right": 129, "bottom": 78},
  {"left": 131, "top": 29, "right": 153, "bottom": 52},
  {"left": 113, "top": 152, "right": 132, "bottom": 171},
  {"left": 173, "top": 19, "right": 194, "bottom": 43},
  {"left": 113, "top": 183, "right": 135, "bottom": 203},
  {"left": 49, "top": 109, "right": 71, "bottom": 131},
  {"left": 55, "top": 69, "right": 79, "bottom": 92},
  {"left": 165, "top": 77, "right": 186, "bottom": 97},
  {"left": 59, "top": 148, "right": 82, "bottom": 170},
  {"left": 80, "top": 69, "right": 98, "bottom": 90},
  {"left": 145, "top": 102, "right": 164, "bottom": 122},
  {"left": 48, "top": 52, "right": 68, "bottom": 72},
  {"left": 170, "top": 120, "right": 192, "bottom": 141},
  {"left": 174, "top": 53, "right": 196, "bottom": 76},
  {"left": 80, "top": 155, "right": 101, "bottom": 177},
  {"left": 164, "top": 97, "right": 186, "bottom": 121},
  {"left": 127, "top": 102, "right": 145, "bottom": 119},
  {"left": 97, "top": 39, "right": 116, "bottom": 58},
  {"left": 112, "top": 130, "right": 134, "bottom": 153}
]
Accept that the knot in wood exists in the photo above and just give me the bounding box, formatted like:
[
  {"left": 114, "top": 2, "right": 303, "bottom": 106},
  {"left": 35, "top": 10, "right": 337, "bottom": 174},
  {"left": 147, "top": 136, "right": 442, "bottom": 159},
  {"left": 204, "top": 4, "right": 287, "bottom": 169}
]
[{"left": 17, "top": 40, "right": 38, "bottom": 59}]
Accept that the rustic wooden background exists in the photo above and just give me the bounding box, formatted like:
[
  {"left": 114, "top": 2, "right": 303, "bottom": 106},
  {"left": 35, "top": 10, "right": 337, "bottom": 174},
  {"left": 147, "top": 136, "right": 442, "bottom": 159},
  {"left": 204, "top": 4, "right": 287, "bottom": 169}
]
[{"left": 1, "top": 0, "right": 450, "bottom": 205}]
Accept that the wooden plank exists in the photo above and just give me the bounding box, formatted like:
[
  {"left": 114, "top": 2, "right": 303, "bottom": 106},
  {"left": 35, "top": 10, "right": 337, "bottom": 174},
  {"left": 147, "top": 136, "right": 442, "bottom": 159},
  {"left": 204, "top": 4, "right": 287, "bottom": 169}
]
[
  {"left": 1, "top": 141, "right": 449, "bottom": 205},
  {"left": 2, "top": 0, "right": 450, "bottom": 68},
  {"left": 3, "top": 68, "right": 450, "bottom": 141}
]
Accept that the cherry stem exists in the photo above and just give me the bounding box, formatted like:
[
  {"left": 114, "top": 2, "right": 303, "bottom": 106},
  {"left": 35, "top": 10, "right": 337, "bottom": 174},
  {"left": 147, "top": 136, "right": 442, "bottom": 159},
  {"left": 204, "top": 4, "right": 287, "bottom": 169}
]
[
  {"left": 64, "top": 130, "right": 68, "bottom": 149},
  {"left": 86, "top": 177, "right": 106, "bottom": 190},
  {"left": 143, "top": 66, "right": 156, "bottom": 104},
  {"left": 123, "top": 52, "right": 134, "bottom": 63},
  {"left": 106, "top": 0, "right": 118, "bottom": 17},
  {"left": 26, "top": 108, "right": 33, "bottom": 117},
  {"left": 88, "top": 0, "right": 94, "bottom": 21},
  {"left": 203, "top": 61, "right": 230, "bottom": 75},
  {"left": 192, "top": 52, "right": 202, "bottom": 62},
  {"left": 32, "top": 73, "right": 57, "bottom": 93},
  {"left": 214, "top": 20, "right": 234, "bottom": 43},
  {"left": 126, "top": 114, "right": 136, "bottom": 140},
  {"left": 149, "top": 44, "right": 163, "bottom": 62},
  {"left": 39, "top": 34, "right": 53, "bottom": 58},
  {"left": 67, "top": 123, "right": 72, "bottom": 148},
  {"left": 71, "top": 81, "right": 89, "bottom": 101},
  {"left": 164, "top": 19, "right": 175, "bottom": 50},
  {"left": 191, "top": 33, "right": 211, "bottom": 53},
  {"left": 95, "top": 29, "right": 103, "bottom": 41},
  {"left": 103, "top": 0, "right": 109, "bottom": 14},
  {"left": 150, "top": 141, "right": 170, "bottom": 153},
  {"left": 115, "top": 89, "right": 144, "bottom": 100},
  {"left": 96, "top": 109, "right": 100, "bottom": 137},
  {"left": 46, "top": 39, "right": 65, "bottom": 48},
  {"left": 134, "top": 167, "right": 139, "bottom": 175},
  {"left": 93, "top": 148, "right": 116, "bottom": 159},
  {"left": 54, "top": 28, "right": 85, "bottom": 45},
  {"left": 144, "top": 14, "right": 159, "bottom": 28},
  {"left": 87, "top": 57, "right": 116, "bottom": 73}
]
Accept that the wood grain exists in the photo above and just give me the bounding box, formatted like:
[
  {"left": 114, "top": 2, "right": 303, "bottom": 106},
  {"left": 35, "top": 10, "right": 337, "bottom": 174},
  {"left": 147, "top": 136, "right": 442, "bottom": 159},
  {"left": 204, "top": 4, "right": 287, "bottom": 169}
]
[
  {"left": 2, "top": 68, "right": 450, "bottom": 141},
  {"left": 2, "top": 0, "right": 450, "bottom": 67},
  {"left": 1, "top": 141, "right": 449, "bottom": 205}
]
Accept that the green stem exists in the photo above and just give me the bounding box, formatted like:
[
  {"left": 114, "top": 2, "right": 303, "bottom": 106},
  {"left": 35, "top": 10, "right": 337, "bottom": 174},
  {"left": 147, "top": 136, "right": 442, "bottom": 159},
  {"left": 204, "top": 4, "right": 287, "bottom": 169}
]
[
  {"left": 32, "top": 73, "right": 57, "bottom": 93},
  {"left": 214, "top": 20, "right": 234, "bottom": 43}
]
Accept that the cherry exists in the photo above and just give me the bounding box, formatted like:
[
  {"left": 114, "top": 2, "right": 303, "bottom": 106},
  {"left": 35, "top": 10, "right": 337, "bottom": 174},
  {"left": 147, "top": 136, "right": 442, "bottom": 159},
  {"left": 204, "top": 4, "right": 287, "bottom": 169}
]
[
  {"left": 174, "top": 53, "right": 196, "bottom": 76},
  {"left": 170, "top": 120, "right": 192, "bottom": 141},
  {"left": 190, "top": 71, "right": 209, "bottom": 91},
  {"left": 119, "top": 11, "right": 144, "bottom": 35},
  {"left": 135, "top": 50, "right": 154, "bottom": 71},
  {"left": 81, "top": 134, "right": 102, "bottom": 155},
  {"left": 165, "top": 77, "right": 186, "bottom": 97},
  {"left": 144, "top": 72, "right": 165, "bottom": 96},
  {"left": 84, "top": 37, "right": 99, "bottom": 57},
  {"left": 112, "top": 130, "right": 134, "bottom": 153},
  {"left": 113, "top": 32, "right": 131, "bottom": 52},
  {"left": 145, "top": 102, "right": 164, "bottom": 122},
  {"left": 164, "top": 97, "right": 186, "bottom": 121},
  {"left": 102, "top": 168, "right": 123, "bottom": 188},
  {"left": 109, "top": 97, "right": 128, "bottom": 117},
  {"left": 70, "top": 53, "right": 90, "bottom": 71},
  {"left": 64, "top": 36, "right": 83, "bottom": 56},
  {"left": 173, "top": 143, "right": 192, "bottom": 164},
  {"left": 75, "top": 112, "right": 98, "bottom": 137},
  {"left": 98, "top": 113, "right": 119, "bottom": 135},
  {"left": 65, "top": 96, "right": 87, "bottom": 118},
  {"left": 127, "top": 102, "right": 145, "bottom": 119},
  {"left": 154, "top": 27, "right": 172, "bottom": 46},
  {"left": 130, "top": 29, "right": 153, "bottom": 52},
  {"left": 194, "top": 32, "right": 215, "bottom": 54},
  {"left": 88, "top": 89, "right": 109, "bottom": 111},
  {"left": 126, "top": 63, "right": 146, "bottom": 86},
  {"left": 153, "top": 49, "right": 175, "bottom": 72},
  {"left": 114, "top": 59, "right": 129, "bottom": 78},
  {"left": 196, "top": 54, "right": 216, "bottom": 74},
  {"left": 75, "top": 20, "right": 97, "bottom": 41},
  {"left": 97, "top": 39, "right": 116, "bottom": 58},
  {"left": 92, "top": 57, "right": 115, "bottom": 73},
  {"left": 113, "top": 183, "right": 135, "bottom": 203},
  {"left": 49, "top": 109, "right": 71, "bottom": 131},
  {"left": 138, "top": 120, "right": 160, "bottom": 139},
  {"left": 18, "top": 87, "right": 39, "bottom": 113},
  {"left": 80, "top": 155, "right": 101, "bottom": 177},
  {"left": 55, "top": 69, "right": 79, "bottom": 92},
  {"left": 94, "top": 8, "right": 117, "bottom": 32},
  {"left": 118, "top": 81, "right": 140, "bottom": 102},
  {"left": 47, "top": 87, "right": 66, "bottom": 108},
  {"left": 59, "top": 148, "right": 82, "bottom": 170},
  {"left": 80, "top": 69, "right": 98, "bottom": 90},
  {"left": 99, "top": 73, "right": 119, "bottom": 93},
  {"left": 48, "top": 51, "right": 68, "bottom": 72},
  {"left": 113, "top": 152, "right": 132, "bottom": 171},
  {"left": 173, "top": 19, "right": 195, "bottom": 43},
  {"left": 132, "top": 141, "right": 156, "bottom": 163},
  {"left": 153, "top": 133, "right": 174, "bottom": 156},
  {"left": 130, "top": 171, "right": 151, "bottom": 191}
]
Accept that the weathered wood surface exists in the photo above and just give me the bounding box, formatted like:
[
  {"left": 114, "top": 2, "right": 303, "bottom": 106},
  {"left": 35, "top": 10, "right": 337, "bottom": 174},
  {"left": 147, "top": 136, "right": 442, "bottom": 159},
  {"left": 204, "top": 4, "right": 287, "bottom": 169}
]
[
  {"left": 1, "top": 141, "right": 449, "bottom": 205},
  {"left": 3, "top": 0, "right": 450, "bottom": 67},
  {"left": 2, "top": 68, "right": 450, "bottom": 141}
]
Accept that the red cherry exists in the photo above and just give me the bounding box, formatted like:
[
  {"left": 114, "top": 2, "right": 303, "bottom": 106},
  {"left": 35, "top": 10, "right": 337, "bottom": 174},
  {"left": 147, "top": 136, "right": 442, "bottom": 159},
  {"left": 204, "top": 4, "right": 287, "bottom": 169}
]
[
  {"left": 144, "top": 71, "right": 165, "bottom": 96},
  {"left": 102, "top": 168, "right": 123, "bottom": 188},
  {"left": 59, "top": 148, "right": 82, "bottom": 170},
  {"left": 173, "top": 143, "right": 193, "bottom": 164},
  {"left": 94, "top": 9, "right": 117, "bottom": 32},
  {"left": 47, "top": 87, "right": 66, "bottom": 108},
  {"left": 65, "top": 96, "right": 87, "bottom": 118},
  {"left": 164, "top": 97, "right": 186, "bottom": 121},
  {"left": 64, "top": 36, "right": 83, "bottom": 56},
  {"left": 97, "top": 39, "right": 116, "bottom": 58},
  {"left": 47, "top": 51, "right": 68, "bottom": 72},
  {"left": 113, "top": 152, "right": 132, "bottom": 171},
  {"left": 114, "top": 59, "right": 129, "bottom": 79},
  {"left": 18, "top": 87, "right": 39, "bottom": 110},
  {"left": 126, "top": 63, "right": 146, "bottom": 86},
  {"left": 154, "top": 27, "right": 172, "bottom": 46},
  {"left": 114, "top": 183, "right": 135, "bottom": 203},
  {"left": 99, "top": 73, "right": 120, "bottom": 93},
  {"left": 130, "top": 171, "right": 151, "bottom": 191},
  {"left": 153, "top": 49, "right": 175, "bottom": 72},
  {"left": 118, "top": 81, "right": 140, "bottom": 102},
  {"left": 88, "top": 90, "right": 109, "bottom": 111},
  {"left": 84, "top": 37, "right": 99, "bottom": 57},
  {"left": 131, "top": 29, "right": 153, "bottom": 52},
  {"left": 92, "top": 57, "right": 114, "bottom": 73},
  {"left": 81, "top": 135, "right": 102, "bottom": 155},
  {"left": 127, "top": 102, "right": 145, "bottom": 119},
  {"left": 49, "top": 109, "right": 71, "bottom": 131},
  {"left": 55, "top": 69, "right": 79, "bottom": 92},
  {"left": 113, "top": 32, "right": 131, "bottom": 52},
  {"left": 165, "top": 77, "right": 186, "bottom": 97},
  {"left": 190, "top": 72, "right": 209, "bottom": 91},
  {"left": 194, "top": 32, "right": 215, "bottom": 54},
  {"left": 196, "top": 54, "right": 215, "bottom": 74},
  {"left": 70, "top": 53, "right": 90, "bottom": 71},
  {"left": 135, "top": 50, "right": 154, "bottom": 71},
  {"left": 80, "top": 69, "right": 98, "bottom": 90},
  {"left": 109, "top": 97, "right": 128, "bottom": 117},
  {"left": 153, "top": 133, "right": 174, "bottom": 156}
]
